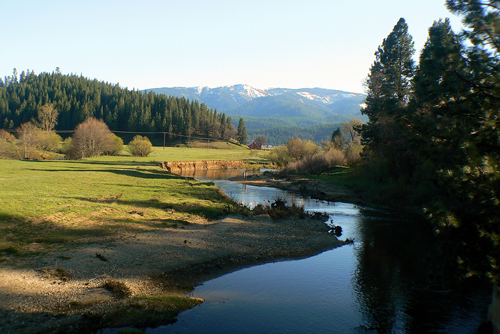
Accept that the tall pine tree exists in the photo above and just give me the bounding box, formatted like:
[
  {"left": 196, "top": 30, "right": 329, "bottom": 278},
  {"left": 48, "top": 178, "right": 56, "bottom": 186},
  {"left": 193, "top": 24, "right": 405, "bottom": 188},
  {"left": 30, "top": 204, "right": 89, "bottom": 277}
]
[
  {"left": 360, "top": 18, "right": 416, "bottom": 178},
  {"left": 408, "top": 4, "right": 500, "bottom": 282},
  {"left": 237, "top": 118, "right": 247, "bottom": 145}
]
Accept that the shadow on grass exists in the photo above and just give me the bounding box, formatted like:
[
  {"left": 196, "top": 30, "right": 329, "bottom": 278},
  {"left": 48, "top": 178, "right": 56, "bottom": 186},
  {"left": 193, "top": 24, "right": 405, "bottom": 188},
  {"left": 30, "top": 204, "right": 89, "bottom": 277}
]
[
  {"left": 0, "top": 213, "right": 115, "bottom": 257},
  {"left": 75, "top": 196, "right": 232, "bottom": 220},
  {"left": 0, "top": 210, "right": 196, "bottom": 259},
  {"left": 25, "top": 159, "right": 160, "bottom": 168},
  {"left": 99, "top": 168, "right": 181, "bottom": 180},
  {"left": 28, "top": 166, "right": 183, "bottom": 180}
]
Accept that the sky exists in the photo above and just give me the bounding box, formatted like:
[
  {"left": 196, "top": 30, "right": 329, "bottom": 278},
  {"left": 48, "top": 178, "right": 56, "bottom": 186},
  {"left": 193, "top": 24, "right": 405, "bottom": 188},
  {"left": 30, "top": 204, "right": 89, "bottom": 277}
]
[{"left": 2, "top": 0, "right": 464, "bottom": 94}]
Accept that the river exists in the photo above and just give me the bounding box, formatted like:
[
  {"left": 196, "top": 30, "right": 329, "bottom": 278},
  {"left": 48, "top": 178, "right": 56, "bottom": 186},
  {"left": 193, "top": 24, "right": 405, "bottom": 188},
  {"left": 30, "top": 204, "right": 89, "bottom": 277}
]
[{"left": 121, "top": 169, "right": 493, "bottom": 333}]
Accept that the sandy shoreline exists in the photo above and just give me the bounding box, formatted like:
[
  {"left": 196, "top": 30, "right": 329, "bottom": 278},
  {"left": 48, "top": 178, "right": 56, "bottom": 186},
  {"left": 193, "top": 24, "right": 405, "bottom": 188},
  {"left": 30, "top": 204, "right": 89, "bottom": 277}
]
[{"left": 1, "top": 209, "right": 346, "bottom": 333}]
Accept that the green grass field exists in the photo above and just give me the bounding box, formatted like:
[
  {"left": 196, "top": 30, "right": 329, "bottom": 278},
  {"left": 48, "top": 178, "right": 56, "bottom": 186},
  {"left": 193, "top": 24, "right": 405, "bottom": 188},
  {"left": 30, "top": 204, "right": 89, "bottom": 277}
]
[{"left": 0, "top": 145, "right": 268, "bottom": 258}]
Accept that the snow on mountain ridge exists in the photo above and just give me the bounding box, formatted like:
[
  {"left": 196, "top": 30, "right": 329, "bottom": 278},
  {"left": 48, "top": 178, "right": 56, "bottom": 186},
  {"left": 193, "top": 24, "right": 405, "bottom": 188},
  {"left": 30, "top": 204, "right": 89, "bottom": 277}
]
[
  {"left": 297, "top": 91, "right": 331, "bottom": 104},
  {"left": 227, "top": 84, "right": 268, "bottom": 99},
  {"left": 156, "top": 84, "right": 364, "bottom": 106}
]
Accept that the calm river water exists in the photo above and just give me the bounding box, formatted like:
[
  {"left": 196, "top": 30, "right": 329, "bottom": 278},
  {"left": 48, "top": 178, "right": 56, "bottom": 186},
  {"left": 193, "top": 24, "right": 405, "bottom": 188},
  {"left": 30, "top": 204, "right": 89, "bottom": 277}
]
[{"left": 112, "top": 169, "right": 492, "bottom": 333}]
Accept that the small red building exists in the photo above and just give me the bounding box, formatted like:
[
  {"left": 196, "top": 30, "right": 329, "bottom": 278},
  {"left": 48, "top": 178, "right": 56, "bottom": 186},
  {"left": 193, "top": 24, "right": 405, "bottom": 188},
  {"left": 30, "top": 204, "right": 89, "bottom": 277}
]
[{"left": 248, "top": 141, "right": 262, "bottom": 150}]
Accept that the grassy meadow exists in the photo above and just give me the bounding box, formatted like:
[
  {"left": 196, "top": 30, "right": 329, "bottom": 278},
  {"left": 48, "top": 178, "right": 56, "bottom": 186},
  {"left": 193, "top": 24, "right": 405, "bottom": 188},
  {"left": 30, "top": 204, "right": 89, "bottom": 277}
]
[{"left": 0, "top": 145, "right": 269, "bottom": 259}]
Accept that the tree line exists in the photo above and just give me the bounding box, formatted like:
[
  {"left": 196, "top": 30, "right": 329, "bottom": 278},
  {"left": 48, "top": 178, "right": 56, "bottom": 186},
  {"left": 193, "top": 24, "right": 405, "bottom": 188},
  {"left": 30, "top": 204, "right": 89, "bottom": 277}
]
[
  {"left": 268, "top": 118, "right": 363, "bottom": 173},
  {"left": 359, "top": 0, "right": 499, "bottom": 282},
  {"left": 249, "top": 122, "right": 344, "bottom": 145},
  {"left": 0, "top": 71, "right": 243, "bottom": 144}
]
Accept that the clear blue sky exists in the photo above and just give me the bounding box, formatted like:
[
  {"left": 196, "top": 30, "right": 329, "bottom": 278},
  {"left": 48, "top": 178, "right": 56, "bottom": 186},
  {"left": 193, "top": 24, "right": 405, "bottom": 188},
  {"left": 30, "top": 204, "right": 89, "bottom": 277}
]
[{"left": 2, "top": 0, "right": 463, "bottom": 94}]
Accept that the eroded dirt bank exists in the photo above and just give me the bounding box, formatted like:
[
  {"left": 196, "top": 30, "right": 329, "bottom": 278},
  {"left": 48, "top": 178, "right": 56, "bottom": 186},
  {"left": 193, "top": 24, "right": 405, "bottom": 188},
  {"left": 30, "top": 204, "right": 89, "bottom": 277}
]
[
  {"left": 160, "top": 160, "right": 245, "bottom": 174},
  {"left": 0, "top": 213, "right": 345, "bottom": 334}
]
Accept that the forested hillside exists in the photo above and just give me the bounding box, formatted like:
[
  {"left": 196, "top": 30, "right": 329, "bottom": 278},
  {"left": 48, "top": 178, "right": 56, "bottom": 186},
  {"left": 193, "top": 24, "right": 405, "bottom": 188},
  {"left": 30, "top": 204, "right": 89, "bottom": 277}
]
[
  {"left": 0, "top": 71, "right": 236, "bottom": 143},
  {"left": 248, "top": 123, "right": 342, "bottom": 146},
  {"left": 240, "top": 115, "right": 366, "bottom": 145}
]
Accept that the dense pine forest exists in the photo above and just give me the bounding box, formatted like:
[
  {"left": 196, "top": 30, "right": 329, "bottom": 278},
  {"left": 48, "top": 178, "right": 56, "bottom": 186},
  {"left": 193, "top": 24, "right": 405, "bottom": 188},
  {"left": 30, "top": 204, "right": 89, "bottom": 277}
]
[
  {"left": 0, "top": 70, "right": 237, "bottom": 144},
  {"left": 249, "top": 123, "right": 344, "bottom": 146}
]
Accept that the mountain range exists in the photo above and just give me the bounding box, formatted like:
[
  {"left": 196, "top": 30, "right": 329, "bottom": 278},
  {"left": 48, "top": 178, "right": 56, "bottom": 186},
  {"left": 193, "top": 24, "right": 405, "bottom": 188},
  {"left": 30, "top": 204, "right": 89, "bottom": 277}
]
[
  {"left": 145, "top": 84, "right": 366, "bottom": 119},
  {"left": 144, "top": 84, "right": 366, "bottom": 145}
]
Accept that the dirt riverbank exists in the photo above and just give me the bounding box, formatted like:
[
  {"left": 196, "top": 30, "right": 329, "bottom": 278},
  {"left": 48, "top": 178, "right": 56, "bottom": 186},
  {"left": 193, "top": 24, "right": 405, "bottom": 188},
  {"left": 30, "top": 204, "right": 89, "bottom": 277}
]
[{"left": 0, "top": 212, "right": 346, "bottom": 333}]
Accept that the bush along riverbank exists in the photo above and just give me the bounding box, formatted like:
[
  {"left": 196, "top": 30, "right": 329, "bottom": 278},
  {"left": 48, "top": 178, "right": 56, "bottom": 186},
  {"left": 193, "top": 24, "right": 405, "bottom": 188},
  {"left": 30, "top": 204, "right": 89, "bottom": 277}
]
[{"left": 230, "top": 168, "right": 362, "bottom": 206}]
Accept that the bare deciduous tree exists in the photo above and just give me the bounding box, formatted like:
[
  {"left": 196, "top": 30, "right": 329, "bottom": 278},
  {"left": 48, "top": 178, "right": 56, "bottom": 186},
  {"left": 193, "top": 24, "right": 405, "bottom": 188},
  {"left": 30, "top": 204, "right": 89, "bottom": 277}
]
[
  {"left": 67, "top": 118, "right": 114, "bottom": 159},
  {"left": 35, "top": 103, "right": 59, "bottom": 132},
  {"left": 254, "top": 135, "right": 267, "bottom": 146},
  {"left": 339, "top": 118, "right": 363, "bottom": 148},
  {"left": 286, "top": 137, "right": 320, "bottom": 161},
  {"left": 16, "top": 122, "right": 41, "bottom": 159}
]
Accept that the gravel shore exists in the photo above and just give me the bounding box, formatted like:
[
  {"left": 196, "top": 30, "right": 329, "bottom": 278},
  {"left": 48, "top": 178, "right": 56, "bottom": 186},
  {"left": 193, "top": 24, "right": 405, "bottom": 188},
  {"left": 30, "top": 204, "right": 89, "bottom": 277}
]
[{"left": 0, "top": 212, "right": 345, "bottom": 333}]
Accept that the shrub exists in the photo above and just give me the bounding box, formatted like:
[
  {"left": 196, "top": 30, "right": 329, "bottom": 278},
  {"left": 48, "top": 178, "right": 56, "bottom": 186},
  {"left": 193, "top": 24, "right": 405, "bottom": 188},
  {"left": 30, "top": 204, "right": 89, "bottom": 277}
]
[
  {"left": 66, "top": 118, "right": 114, "bottom": 159},
  {"left": 286, "top": 149, "right": 347, "bottom": 174},
  {"left": 60, "top": 137, "right": 72, "bottom": 154},
  {"left": 104, "top": 134, "right": 124, "bottom": 156},
  {"left": 0, "top": 130, "right": 15, "bottom": 157},
  {"left": 37, "top": 131, "right": 62, "bottom": 152},
  {"left": 0, "top": 129, "right": 15, "bottom": 144},
  {"left": 258, "top": 198, "right": 307, "bottom": 220},
  {"left": 286, "top": 153, "right": 330, "bottom": 174},
  {"left": 345, "top": 144, "right": 363, "bottom": 165},
  {"left": 103, "top": 279, "right": 131, "bottom": 298},
  {"left": 128, "top": 135, "right": 153, "bottom": 157},
  {"left": 324, "top": 148, "right": 346, "bottom": 166},
  {"left": 270, "top": 138, "right": 321, "bottom": 167},
  {"left": 269, "top": 145, "right": 292, "bottom": 166}
]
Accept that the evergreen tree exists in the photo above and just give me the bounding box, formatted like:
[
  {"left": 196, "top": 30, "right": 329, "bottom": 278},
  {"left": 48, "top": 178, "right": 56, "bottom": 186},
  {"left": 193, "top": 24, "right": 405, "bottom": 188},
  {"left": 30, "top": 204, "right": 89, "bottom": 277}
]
[
  {"left": 403, "top": 3, "right": 500, "bottom": 282},
  {"left": 408, "top": 19, "right": 468, "bottom": 167},
  {"left": 418, "top": 1, "right": 500, "bottom": 282},
  {"left": 331, "top": 128, "right": 341, "bottom": 143},
  {"left": 360, "top": 18, "right": 416, "bottom": 178},
  {"left": 0, "top": 71, "right": 236, "bottom": 144},
  {"left": 237, "top": 118, "right": 248, "bottom": 144}
]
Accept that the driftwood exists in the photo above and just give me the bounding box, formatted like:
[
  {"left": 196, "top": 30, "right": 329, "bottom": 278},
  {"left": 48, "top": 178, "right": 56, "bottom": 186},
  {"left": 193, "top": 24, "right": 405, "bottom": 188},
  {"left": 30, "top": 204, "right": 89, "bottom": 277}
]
[{"left": 96, "top": 253, "right": 109, "bottom": 262}]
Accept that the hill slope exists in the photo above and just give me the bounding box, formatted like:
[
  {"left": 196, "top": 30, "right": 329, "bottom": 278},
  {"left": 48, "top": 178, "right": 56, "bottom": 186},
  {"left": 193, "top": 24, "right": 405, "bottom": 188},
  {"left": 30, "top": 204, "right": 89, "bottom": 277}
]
[{"left": 0, "top": 72, "right": 236, "bottom": 145}]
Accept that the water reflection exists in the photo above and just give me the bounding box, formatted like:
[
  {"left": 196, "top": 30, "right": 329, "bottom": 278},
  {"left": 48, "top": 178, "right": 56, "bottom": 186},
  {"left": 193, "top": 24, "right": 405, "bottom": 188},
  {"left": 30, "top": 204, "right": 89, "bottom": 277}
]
[
  {"left": 353, "top": 213, "right": 431, "bottom": 332},
  {"left": 352, "top": 208, "right": 492, "bottom": 333},
  {"left": 153, "top": 169, "right": 492, "bottom": 333}
]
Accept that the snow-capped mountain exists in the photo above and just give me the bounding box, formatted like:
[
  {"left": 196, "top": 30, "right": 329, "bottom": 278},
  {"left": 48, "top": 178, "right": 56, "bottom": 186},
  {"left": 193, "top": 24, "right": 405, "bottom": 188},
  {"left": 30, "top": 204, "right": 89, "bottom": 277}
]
[
  {"left": 145, "top": 84, "right": 366, "bottom": 119},
  {"left": 229, "top": 84, "right": 267, "bottom": 99}
]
